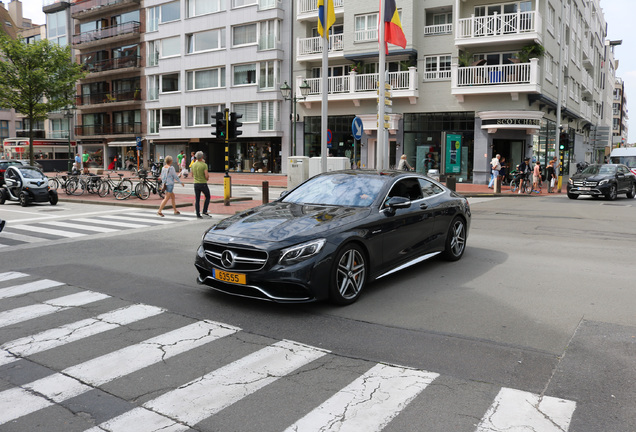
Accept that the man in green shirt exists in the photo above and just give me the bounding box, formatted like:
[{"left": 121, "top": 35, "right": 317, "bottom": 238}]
[
  {"left": 191, "top": 151, "right": 210, "bottom": 218},
  {"left": 177, "top": 150, "right": 184, "bottom": 167},
  {"left": 82, "top": 150, "right": 90, "bottom": 174}
]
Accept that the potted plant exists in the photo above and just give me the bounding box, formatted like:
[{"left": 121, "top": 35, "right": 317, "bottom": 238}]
[
  {"left": 513, "top": 43, "right": 545, "bottom": 63},
  {"left": 350, "top": 62, "right": 364, "bottom": 73},
  {"left": 458, "top": 50, "right": 473, "bottom": 67}
]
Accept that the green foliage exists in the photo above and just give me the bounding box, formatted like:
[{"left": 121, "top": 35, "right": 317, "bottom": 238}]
[
  {"left": 0, "top": 34, "right": 85, "bottom": 164},
  {"left": 458, "top": 50, "right": 473, "bottom": 67},
  {"left": 515, "top": 43, "right": 545, "bottom": 63}
]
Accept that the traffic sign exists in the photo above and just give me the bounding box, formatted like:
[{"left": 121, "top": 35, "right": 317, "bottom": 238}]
[
  {"left": 136, "top": 137, "right": 142, "bottom": 151},
  {"left": 352, "top": 117, "right": 363, "bottom": 140},
  {"left": 327, "top": 129, "right": 332, "bottom": 144}
]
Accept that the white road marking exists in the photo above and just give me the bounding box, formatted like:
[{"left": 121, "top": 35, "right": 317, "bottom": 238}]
[
  {"left": 0, "top": 291, "right": 110, "bottom": 328},
  {"left": 0, "top": 304, "right": 165, "bottom": 366},
  {"left": 96, "top": 214, "right": 175, "bottom": 225},
  {"left": 37, "top": 220, "right": 119, "bottom": 233},
  {"left": 0, "top": 279, "right": 65, "bottom": 300},
  {"left": 0, "top": 208, "right": 131, "bottom": 224},
  {"left": 284, "top": 364, "right": 439, "bottom": 432},
  {"left": 71, "top": 218, "right": 149, "bottom": 229},
  {"left": 86, "top": 340, "right": 328, "bottom": 431},
  {"left": 0, "top": 271, "right": 29, "bottom": 282},
  {"left": 475, "top": 387, "right": 577, "bottom": 432},
  {"left": 8, "top": 225, "right": 87, "bottom": 238},
  {"left": 0, "top": 320, "right": 240, "bottom": 425},
  {"left": 0, "top": 231, "right": 47, "bottom": 243}
]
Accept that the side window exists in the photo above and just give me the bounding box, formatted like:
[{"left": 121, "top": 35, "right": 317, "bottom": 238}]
[
  {"left": 385, "top": 179, "right": 423, "bottom": 205},
  {"left": 387, "top": 180, "right": 410, "bottom": 200},
  {"left": 419, "top": 178, "right": 444, "bottom": 197}
]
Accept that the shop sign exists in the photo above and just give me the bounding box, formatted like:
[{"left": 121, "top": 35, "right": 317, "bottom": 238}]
[
  {"left": 445, "top": 134, "right": 462, "bottom": 174},
  {"left": 482, "top": 118, "right": 541, "bottom": 126}
]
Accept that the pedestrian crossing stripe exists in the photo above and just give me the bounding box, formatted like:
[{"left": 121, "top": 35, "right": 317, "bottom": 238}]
[
  {"left": 0, "top": 278, "right": 64, "bottom": 299},
  {"left": 0, "top": 273, "right": 578, "bottom": 432},
  {"left": 0, "top": 211, "right": 200, "bottom": 248}
]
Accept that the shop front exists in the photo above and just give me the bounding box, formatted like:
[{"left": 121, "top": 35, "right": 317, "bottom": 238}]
[
  {"left": 182, "top": 138, "right": 282, "bottom": 173},
  {"left": 404, "top": 112, "right": 475, "bottom": 182},
  {"left": 79, "top": 140, "right": 107, "bottom": 170},
  {"left": 304, "top": 115, "right": 356, "bottom": 166},
  {"left": 107, "top": 141, "right": 141, "bottom": 171}
]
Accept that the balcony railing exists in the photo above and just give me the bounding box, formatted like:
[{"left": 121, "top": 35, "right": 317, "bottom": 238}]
[
  {"left": 72, "top": 21, "right": 140, "bottom": 46},
  {"left": 424, "top": 23, "right": 452, "bottom": 36},
  {"left": 355, "top": 29, "right": 378, "bottom": 43},
  {"left": 47, "top": 130, "right": 71, "bottom": 139},
  {"left": 303, "top": 69, "right": 415, "bottom": 95},
  {"left": 82, "top": 55, "right": 141, "bottom": 73},
  {"left": 16, "top": 129, "right": 46, "bottom": 138},
  {"left": 297, "top": 34, "right": 343, "bottom": 56},
  {"left": 455, "top": 62, "right": 534, "bottom": 86},
  {"left": 297, "top": 0, "right": 343, "bottom": 15},
  {"left": 76, "top": 89, "right": 142, "bottom": 106},
  {"left": 457, "top": 11, "right": 539, "bottom": 40},
  {"left": 75, "top": 122, "right": 142, "bottom": 136}
]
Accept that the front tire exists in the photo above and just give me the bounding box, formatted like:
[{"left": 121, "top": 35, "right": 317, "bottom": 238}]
[
  {"left": 567, "top": 192, "right": 579, "bottom": 199},
  {"left": 626, "top": 183, "right": 636, "bottom": 199},
  {"left": 0, "top": 189, "right": 5, "bottom": 205},
  {"left": 605, "top": 184, "right": 617, "bottom": 201},
  {"left": 329, "top": 244, "right": 367, "bottom": 305},
  {"left": 19, "top": 191, "right": 29, "bottom": 207},
  {"left": 49, "top": 191, "right": 58, "bottom": 205},
  {"left": 441, "top": 217, "right": 466, "bottom": 261},
  {"left": 135, "top": 182, "right": 150, "bottom": 200}
]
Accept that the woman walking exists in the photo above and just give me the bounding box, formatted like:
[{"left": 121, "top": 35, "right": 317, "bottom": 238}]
[{"left": 157, "top": 155, "right": 184, "bottom": 217}]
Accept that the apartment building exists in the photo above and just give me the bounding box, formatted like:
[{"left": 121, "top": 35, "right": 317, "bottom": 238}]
[
  {"left": 293, "top": 0, "right": 617, "bottom": 182},
  {"left": 145, "top": 0, "right": 288, "bottom": 173},
  {"left": 612, "top": 77, "right": 628, "bottom": 147}
]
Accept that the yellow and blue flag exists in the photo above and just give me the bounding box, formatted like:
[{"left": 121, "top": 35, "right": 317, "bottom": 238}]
[
  {"left": 383, "top": 0, "right": 406, "bottom": 53},
  {"left": 318, "top": 0, "right": 336, "bottom": 38}
]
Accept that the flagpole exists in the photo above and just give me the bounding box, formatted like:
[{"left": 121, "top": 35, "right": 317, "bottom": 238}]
[
  {"left": 321, "top": 31, "right": 328, "bottom": 173},
  {"left": 378, "top": 0, "right": 386, "bottom": 170}
]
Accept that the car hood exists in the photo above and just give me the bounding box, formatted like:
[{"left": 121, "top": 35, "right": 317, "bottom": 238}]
[
  {"left": 207, "top": 201, "right": 371, "bottom": 243},
  {"left": 571, "top": 173, "right": 612, "bottom": 182}
]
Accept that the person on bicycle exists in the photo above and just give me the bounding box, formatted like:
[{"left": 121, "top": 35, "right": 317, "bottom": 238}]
[{"left": 517, "top": 158, "right": 530, "bottom": 194}]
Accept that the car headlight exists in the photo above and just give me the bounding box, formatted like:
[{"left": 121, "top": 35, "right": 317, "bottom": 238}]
[
  {"left": 599, "top": 179, "right": 608, "bottom": 185},
  {"left": 568, "top": 178, "right": 573, "bottom": 185},
  {"left": 279, "top": 239, "right": 326, "bottom": 265}
]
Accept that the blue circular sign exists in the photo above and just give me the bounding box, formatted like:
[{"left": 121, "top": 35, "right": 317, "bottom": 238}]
[{"left": 352, "top": 117, "right": 363, "bottom": 140}]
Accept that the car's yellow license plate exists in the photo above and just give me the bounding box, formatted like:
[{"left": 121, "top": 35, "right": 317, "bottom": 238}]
[{"left": 213, "top": 269, "right": 246, "bottom": 285}]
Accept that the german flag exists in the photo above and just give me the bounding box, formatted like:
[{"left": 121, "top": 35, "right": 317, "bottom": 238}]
[{"left": 383, "top": 0, "right": 406, "bottom": 53}]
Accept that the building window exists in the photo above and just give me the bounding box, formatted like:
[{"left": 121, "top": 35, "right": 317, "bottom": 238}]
[
  {"left": 259, "top": 61, "right": 278, "bottom": 89},
  {"left": 233, "top": 63, "right": 256, "bottom": 85},
  {"left": 162, "top": 108, "right": 181, "bottom": 127},
  {"left": 258, "top": 20, "right": 279, "bottom": 50},
  {"left": 187, "top": 28, "right": 225, "bottom": 53},
  {"left": 47, "top": 10, "right": 67, "bottom": 46},
  {"left": 545, "top": 53, "right": 553, "bottom": 81},
  {"left": 149, "top": 110, "right": 159, "bottom": 134},
  {"left": 433, "top": 12, "right": 452, "bottom": 25},
  {"left": 232, "top": 23, "right": 257, "bottom": 46},
  {"left": 148, "top": 75, "right": 159, "bottom": 100},
  {"left": 187, "top": 67, "right": 226, "bottom": 90},
  {"left": 188, "top": 0, "right": 225, "bottom": 17},
  {"left": 547, "top": 3, "right": 555, "bottom": 34},
  {"left": 233, "top": 0, "right": 257, "bottom": 7},
  {"left": 260, "top": 101, "right": 277, "bottom": 131},
  {"left": 0, "top": 121, "right": 9, "bottom": 140},
  {"left": 186, "top": 105, "right": 225, "bottom": 126},
  {"left": 148, "top": 41, "right": 159, "bottom": 66},
  {"left": 233, "top": 102, "right": 258, "bottom": 122},
  {"left": 423, "top": 55, "right": 451, "bottom": 80},
  {"left": 355, "top": 13, "right": 378, "bottom": 42},
  {"left": 147, "top": 1, "right": 180, "bottom": 31},
  {"left": 161, "top": 73, "right": 180, "bottom": 93},
  {"left": 161, "top": 36, "right": 181, "bottom": 58}
]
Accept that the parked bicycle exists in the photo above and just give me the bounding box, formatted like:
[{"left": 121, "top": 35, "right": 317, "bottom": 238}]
[
  {"left": 65, "top": 173, "right": 102, "bottom": 196},
  {"left": 98, "top": 173, "right": 134, "bottom": 200},
  {"left": 136, "top": 169, "right": 165, "bottom": 200},
  {"left": 47, "top": 169, "right": 73, "bottom": 192},
  {"left": 509, "top": 170, "right": 533, "bottom": 194}
]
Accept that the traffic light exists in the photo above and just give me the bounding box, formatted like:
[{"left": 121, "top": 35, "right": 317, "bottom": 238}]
[
  {"left": 212, "top": 111, "right": 227, "bottom": 139},
  {"left": 229, "top": 112, "right": 243, "bottom": 139},
  {"left": 559, "top": 132, "right": 568, "bottom": 151}
]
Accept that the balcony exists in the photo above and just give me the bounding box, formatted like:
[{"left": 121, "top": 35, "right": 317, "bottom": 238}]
[
  {"left": 47, "top": 130, "right": 71, "bottom": 139},
  {"left": 43, "top": 0, "right": 71, "bottom": 13},
  {"left": 81, "top": 55, "right": 141, "bottom": 74},
  {"left": 451, "top": 59, "right": 540, "bottom": 102},
  {"left": 424, "top": 23, "right": 453, "bottom": 36},
  {"left": 299, "top": 68, "right": 418, "bottom": 107},
  {"left": 71, "top": 0, "right": 140, "bottom": 19},
  {"left": 16, "top": 129, "right": 46, "bottom": 138},
  {"left": 75, "top": 122, "right": 142, "bottom": 137},
  {"left": 72, "top": 21, "right": 140, "bottom": 48},
  {"left": 76, "top": 89, "right": 142, "bottom": 106},
  {"left": 456, "top": 11, "right": 542, "bottom": 47},
  {"left": 297, "top": 0, "right": 344, "bottom": 21},
  {"left": 297, "top": 34, "right": 344, "bottom": 62}
]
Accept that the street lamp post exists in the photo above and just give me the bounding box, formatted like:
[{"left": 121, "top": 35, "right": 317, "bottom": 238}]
[
  {"left": 280, "top": 79, "right": 310, "bottom": 156},
  {"left": 63, "top": 107, "right": 75, "bottom": 171}
]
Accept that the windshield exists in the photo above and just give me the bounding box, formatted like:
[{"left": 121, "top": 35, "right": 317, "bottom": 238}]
[
  {"left": 18, "top": 167, "right": 46, "bottom": 180},
  {"left": 582, "top": 165, "right": 616, "bottom": 175},
  {"left": 610, "top": 156, "right": 636, "bottom": 168},
  {"left": 283, "top": 173, "right": 386, "bottom": 207}
]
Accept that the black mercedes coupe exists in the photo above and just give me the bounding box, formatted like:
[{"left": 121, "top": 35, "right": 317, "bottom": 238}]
[{"left": 195, "top": 170, "right": 471, "bottom": 305}]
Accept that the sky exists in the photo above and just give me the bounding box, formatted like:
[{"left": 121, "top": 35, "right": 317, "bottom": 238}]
[{"left": 20, "top": 0, "right": 635, "bottom": 143}]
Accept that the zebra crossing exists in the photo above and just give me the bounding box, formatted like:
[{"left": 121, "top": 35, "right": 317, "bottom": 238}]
[
  {"left": 0, "top": 272, "right": 578, "bottom": 432},
  {"left": 0, "top": 210, "right": 199, "bottom": 249}
]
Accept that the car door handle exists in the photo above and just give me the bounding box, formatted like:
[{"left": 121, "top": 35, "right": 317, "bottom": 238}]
[{"left": 420, "top": 203, "right": 428, "bottom": 209}]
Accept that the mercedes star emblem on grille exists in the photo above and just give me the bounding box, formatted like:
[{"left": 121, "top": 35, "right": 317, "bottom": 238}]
[{"left": 221, "top": 250, "right": 236, "bottom": 268}]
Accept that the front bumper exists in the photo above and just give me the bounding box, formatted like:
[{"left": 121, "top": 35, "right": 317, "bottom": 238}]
[
  {"left": 26, "top": 187, "right": 52, "bottom": 202},
  {"left": 567, "top": 182, "right": 611, "bottom": 196},
  {"left": 194, "top": 245, "right": 332, "bottom": 303}
]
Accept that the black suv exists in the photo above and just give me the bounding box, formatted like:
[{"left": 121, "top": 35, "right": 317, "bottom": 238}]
[
  {"left": 0, "top": 160, "right": 24, "bottom": 186},
  {"left": 567, "top": 164, "right": 636, "bottom": 200}
]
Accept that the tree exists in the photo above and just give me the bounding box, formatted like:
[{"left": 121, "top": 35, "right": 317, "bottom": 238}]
[{"left": 0, "top": 34, "right": 85, "bottom": 165}]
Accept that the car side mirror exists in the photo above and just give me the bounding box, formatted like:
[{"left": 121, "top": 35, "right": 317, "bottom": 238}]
[
  {"left": 279, "top": 190, "right": 290, "bottom": 200},
  {"left": 384, "top": 196, "right": 410, "bottom": 215}
]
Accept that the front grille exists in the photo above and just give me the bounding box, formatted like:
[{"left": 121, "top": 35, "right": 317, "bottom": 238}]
[
  {"left": 573, "top": 180, "right": 598, "bottom": 187},
  {"left": 203, "top": 242, "right": 268, "bottom": 271}
]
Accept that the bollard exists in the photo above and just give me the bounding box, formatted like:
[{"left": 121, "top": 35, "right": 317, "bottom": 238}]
[
  {"left": 446, "top": 175, "right": 456, "bottom": 191},
  {"left": 262, "top": 181, "right": 269, "bottom": 204},
  {"left": 494, "top": 177, "right": 501, "bottom": 194},
  {"left": 223, "top": 171, "right": 231, "bottom": 206}
]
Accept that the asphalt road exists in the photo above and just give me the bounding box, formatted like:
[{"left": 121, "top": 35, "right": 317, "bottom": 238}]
[{"left": 0, "top": 194, "right": 634, "bottom": 431}]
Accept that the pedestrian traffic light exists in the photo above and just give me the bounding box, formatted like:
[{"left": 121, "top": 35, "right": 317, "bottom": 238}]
[
  {"left": 212, "top": 111, "right": 227, "bottom": 139},
  {"left": 229, "top": 112, "right": 243, "bottom": 139}
]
